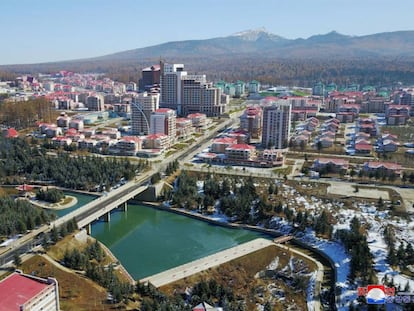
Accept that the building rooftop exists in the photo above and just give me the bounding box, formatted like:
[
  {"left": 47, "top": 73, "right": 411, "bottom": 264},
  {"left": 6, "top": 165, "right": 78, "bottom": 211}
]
[{"left": 0, "top": 272, "right": 50, "bottom": 311}]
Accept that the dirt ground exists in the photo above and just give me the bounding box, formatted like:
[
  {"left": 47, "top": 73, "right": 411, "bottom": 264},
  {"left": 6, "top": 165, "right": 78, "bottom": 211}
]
[{"left": 327, "top": 182, "right": 390, "bottom": 200}]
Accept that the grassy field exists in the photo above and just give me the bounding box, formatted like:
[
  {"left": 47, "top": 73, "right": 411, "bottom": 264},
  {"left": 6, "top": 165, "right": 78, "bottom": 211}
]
[
  {"left": 160, "top": 245, "right": 314, "bottom": 310},
  {"left": 21, "top": 255, "right": 111, "bottom": 311}
]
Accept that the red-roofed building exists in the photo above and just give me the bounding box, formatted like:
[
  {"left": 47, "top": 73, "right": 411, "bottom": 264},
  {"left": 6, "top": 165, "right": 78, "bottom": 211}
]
[
  {"left": 355, "top": 142, "right": 372, "bottom": 154},
  {"left": 211, "top": 137, "right": 237, "bottom": 153},
  {"left": 144, "top": 133, "right": 170, "bottom": 150},
  {"left": 363, "top": 161, "right": 402, "bottom": 177},
  {"left": 52, "top": 136, "right": 73, "bottom": 147},
  {"left": 193, "top": 302, "right": 222, "bottom": 311},
  {"left": 385, "top": 104, "right": 410, "bottom": 125},
  {"left": 0, "top": 271, "right": 59, "bottom": 311},
  {"left": 176, "top": 118, "right": 193, "bottom": 139},
  {"left": 187, "top": 113, "right": 207, "bottom": 131},
  {"left": 112, "top": 136, "right": 142, "bottom": 155},
  {"left": 225, "top": 144, "right": 256, "bottom": 161},
  {"left": 240, "top": 106, "right": 262, "bottom": 138},
  {"left": 3, "top": 128, "right": 18, "bottom": 138},
  {"left": 313, "top": 158, "right": 349, "bottom": 173}
]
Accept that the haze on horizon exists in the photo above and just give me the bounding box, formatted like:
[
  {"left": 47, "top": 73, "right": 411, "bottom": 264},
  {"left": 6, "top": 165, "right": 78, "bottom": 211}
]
[{"left": 1, "top": 0, "right": 414, "bottom": 65}]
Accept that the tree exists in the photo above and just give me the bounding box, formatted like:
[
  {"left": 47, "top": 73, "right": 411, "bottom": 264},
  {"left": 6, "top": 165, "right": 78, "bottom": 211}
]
[{"left": 13, "top": 253, "right": 22, "bottom": 268}]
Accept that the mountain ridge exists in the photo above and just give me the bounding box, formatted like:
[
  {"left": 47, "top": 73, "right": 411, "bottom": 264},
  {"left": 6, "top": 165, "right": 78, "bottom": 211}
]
[
  {"left": 1, "top": 29, "right": 414, "bottom": 69},
  {"left": 90, "top": 29, "right": 414, "bottom": 62}
]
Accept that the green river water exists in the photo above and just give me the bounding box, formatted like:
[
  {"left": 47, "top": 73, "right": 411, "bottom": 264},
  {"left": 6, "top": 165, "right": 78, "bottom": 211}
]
[{"left": 90, "top": 204, "right": 269, "bottom": 280}]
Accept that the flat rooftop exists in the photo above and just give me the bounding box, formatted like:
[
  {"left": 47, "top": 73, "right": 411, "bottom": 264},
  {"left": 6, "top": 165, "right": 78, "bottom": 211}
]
[{"left": 0, "top": 272, "right": 49, "bottom": 311}]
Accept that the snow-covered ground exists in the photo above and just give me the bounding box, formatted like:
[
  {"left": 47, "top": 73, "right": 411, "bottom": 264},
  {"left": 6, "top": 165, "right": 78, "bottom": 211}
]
[{"left": 179, "top": 177, "right": 414, "bottom": 309}]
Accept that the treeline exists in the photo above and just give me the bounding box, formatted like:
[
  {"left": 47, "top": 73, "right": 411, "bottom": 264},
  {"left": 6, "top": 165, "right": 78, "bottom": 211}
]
[
  {"left": 136, "top": 279, "right": 246, "bottom": 311},
  {"left": 0, "top": 97, "right": 56, "bottom": 129},
  {"left": 171, "top": 172, "right": 334, "bottom": 236},
  {"left": 36, "top": 188, "right": 64, "bottom": 203},
  {"left": 63, "top": 240, "right": 133, "bottom": 303},
  {"left": 2, "top": 56, "right": 414, "bottom": 87},
  {"left": 335, "top": 217, "right": 375, "bottom": 283},
  {"left": 383, "top": 224, "right": 414, "bottom": 270},
  {"left": 0, "top": 137, "right": 147, "bottom": 190},
  {"left": 0, "top": 197, "right": 54, "bottom": 236}
]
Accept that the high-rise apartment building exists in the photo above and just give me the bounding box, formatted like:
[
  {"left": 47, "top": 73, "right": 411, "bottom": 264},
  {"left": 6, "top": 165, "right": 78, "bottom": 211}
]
[
  {"left": 159, "top": 61, "right": 226, "bottom": 117},
  {"left": 131, "top": 92, "right": 160, "bottom": 135},
  {"left": 150, "top": 108, "right": 176, "bottom": 146},
  {"left": 261, "top": 101, "right": 291, "bottom": 149}
]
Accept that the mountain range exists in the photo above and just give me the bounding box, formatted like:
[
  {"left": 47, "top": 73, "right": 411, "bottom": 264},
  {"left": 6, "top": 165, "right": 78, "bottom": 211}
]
[
  {"left": 90, "top": 28, "right": 414, "bottom": 62},
  {"left": 2, "top": 29, "right": 414, "bottom": 86}
]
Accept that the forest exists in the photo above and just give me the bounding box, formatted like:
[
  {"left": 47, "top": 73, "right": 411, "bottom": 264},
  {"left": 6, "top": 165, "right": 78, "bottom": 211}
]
[
  {"left": 170, "top": 171, "right": 334, "bottom": 238},
  {"left": 0, "top": 197, "right": 53, "bottom": 236},
  {"left": 1, "top": 56, "right": 414, "bottom": 87},
  {"left": 0, "top": 97, "right": 56, "bottom": 129},
  {"left": 0, "top": 136, "right": 147, "bottom": 190}
]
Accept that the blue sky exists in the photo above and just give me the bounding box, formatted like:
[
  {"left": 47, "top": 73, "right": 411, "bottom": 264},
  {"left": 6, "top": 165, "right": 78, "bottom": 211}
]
[{"left": 1, "top": 0, "right": 413, "bottom": 65}]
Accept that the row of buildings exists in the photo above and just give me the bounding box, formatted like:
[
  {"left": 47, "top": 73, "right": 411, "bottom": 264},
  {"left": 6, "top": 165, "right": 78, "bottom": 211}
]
[{"left": 41, "top": 110, "right": 210, "bottom": 156}]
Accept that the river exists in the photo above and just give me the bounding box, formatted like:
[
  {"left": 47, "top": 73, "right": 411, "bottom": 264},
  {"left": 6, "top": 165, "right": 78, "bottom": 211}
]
[
  {"left": 91, "top": 204, "right": 269, "bottom": 280},
  {"left": 53, "top": 192, "right": 98, "bottom": 218}
]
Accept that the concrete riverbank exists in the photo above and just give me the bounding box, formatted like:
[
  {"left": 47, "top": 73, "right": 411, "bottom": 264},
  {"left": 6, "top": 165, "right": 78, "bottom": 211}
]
[{"left": 140, "top": 238, "right": 274, "bottom": 287}]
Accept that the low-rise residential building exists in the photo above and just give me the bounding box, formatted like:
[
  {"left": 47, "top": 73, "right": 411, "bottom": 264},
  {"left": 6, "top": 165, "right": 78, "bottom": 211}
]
[
  {"left": 101, "top": 128, "right": 121, "bottom": 140},
  {"left": 382, "top": 140, "right": 399, "bottom": 152},
  {"left": 240, "top": 106, "right": 262, "bottom": 139},
  {"left": 56, "top": 113, "right": 71, "bottom": 127},
  {"left": 211, "top": 137, "right": 237, "bottom": 153},
  {"left": 2, "top": 127, "right": 18, "bottom": 138},
  {"left": 144, "top": 133, "right": 170, "bottom": 150},
  {"left": 313, "top": 158, "right": 349, "bottom": 173},
  {"left": 362, "top": 161, "right": 402, "bottom": 177},
  {"left": 51, "top": 136, "right": 73, "bottom": 147},
  {"left": 112, "top": 136, "right": 142, "bottom": 155},
  {"left": 187, "top": 113, "right": 207, "bottom": 131},
  {"left": 385, "top": 104, "right": 410, "bottom": 125},
  {"left": 225, "top": 144, "right": 256, "bottom": 161},
  {"left": 78, "top": 138, "right": 98, "bottom": 150},
  {"left": 358, "top": 118, "right": 377, "bottom": 137},
  {"left": 69, "top": 119, "right": 84, "bottom": 131},
  {"left": 258, "top": 149, "right": 284, "bottom": 167},
  {"left": 176, "top": 118, "right": 194, "bottom": 139},
  {"left": 355, "top": 140, "right": 372, "bottom": 154}
]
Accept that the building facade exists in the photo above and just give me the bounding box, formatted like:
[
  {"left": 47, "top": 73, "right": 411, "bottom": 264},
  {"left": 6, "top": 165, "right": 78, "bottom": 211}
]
[
  {"left": 150, "top": 108, "right": 176, "bottom": 146},
  {"left": 131, "top": 92, "right": 160, "bottom": 135},
  {"left": 261, "top": 102, "right": 291, "bottom": 149},
  {"left": 0, "top": 271, "right": 60, "bottom": 311},
  {"left": 159, "top": 61, "right": 226, "bottom": 117}
]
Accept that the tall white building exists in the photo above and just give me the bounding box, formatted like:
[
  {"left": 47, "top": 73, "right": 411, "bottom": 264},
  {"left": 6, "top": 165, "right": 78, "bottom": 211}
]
[
  {"left": 261, "top": 101, "right": 291, "bottom": 149},
  {"left": 160, "top": 62, "right": 186, "bottom": 115},
  {"left": 150, "top": 108, "right": 176, "bottom": 146},
  {"left": 131, "top": 92, "right": 160, "bottom": 135},
  {"left": 160, "top": 61, "right": 226, "bottom": 117}
]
